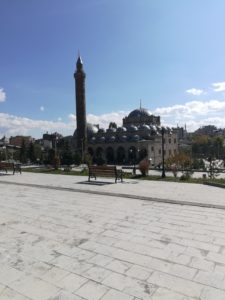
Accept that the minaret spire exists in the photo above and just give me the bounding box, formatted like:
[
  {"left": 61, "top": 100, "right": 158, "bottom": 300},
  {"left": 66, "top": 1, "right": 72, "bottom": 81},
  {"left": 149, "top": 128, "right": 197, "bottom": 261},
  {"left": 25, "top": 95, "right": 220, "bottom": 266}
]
[
  {"left": 74, "top": 53, "right": 87, "bottom": 160},
  {"left": 140, "top": 99, "right": 142, "bottom": 109}
]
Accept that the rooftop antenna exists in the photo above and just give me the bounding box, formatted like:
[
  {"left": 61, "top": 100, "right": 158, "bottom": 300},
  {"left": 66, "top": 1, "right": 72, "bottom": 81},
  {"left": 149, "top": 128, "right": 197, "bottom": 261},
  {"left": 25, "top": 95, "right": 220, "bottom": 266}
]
[{"left": 78, "top": 49, "right": 80, "bottom": 57}]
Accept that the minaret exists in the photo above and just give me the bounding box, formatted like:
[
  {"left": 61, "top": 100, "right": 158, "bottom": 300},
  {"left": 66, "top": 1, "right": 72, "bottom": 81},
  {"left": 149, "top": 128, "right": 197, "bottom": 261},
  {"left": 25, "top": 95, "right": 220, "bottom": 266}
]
[{"left": 74, "top": 55, "right": 87, "bottom": 159}]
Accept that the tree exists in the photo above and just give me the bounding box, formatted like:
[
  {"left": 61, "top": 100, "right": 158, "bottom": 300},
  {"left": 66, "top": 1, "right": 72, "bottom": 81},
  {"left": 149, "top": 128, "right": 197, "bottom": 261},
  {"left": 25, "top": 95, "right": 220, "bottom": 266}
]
[
  {"left": 73, "top": 152, "right": 82, "bottom": 165},
  {"left": 166, "top": 152, "right": 192, "bottom": 170},
  {"left": 192, "top": 135, "right": 225, "bottom": 159},
  {"left": 166, "top": 152, "right": 193, "bottom": 179},
  {"left": 19, "top": 139, "right": 27, "bottom": 163},
  {"left": 52, "top": 155, "right": 60, "bottom": 170},
  {"left": 34, "top": 144, "right": 43, "bottom": 163},
  {"left": 27, "top": 142, "right": 35, "bottom": 163},
  {"left": 60, "top": 140, "right": 74, "bottom": 165},
  {"left": 44, "top": 149, "right": 55, "bottom": 165}
]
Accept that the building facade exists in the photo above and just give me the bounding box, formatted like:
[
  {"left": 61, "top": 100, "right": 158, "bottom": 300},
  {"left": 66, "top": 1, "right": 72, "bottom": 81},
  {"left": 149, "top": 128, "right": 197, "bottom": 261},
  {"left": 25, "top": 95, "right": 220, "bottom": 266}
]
[
  {"left": 9, "top": 136, "right": 34, "bottom": 147},
  {"left": 74, "top": 57, "right": 178, "bottom": 165}
]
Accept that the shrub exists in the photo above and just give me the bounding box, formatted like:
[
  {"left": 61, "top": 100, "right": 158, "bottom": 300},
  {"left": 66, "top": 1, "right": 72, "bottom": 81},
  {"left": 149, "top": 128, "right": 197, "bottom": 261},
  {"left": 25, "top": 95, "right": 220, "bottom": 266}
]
[
  {"left": 52, "top": 155, "right": 60, "bottom": 170},
  {"left": 139, "top": 158, "right": 150, "bottom": 176}
]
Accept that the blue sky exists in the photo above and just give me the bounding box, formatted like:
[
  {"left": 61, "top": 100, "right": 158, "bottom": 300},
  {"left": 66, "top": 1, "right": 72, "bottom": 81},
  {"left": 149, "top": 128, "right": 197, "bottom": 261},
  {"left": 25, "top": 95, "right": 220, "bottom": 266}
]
[{"left": 1, "top": 0, "right": 225, "bottom": 137}]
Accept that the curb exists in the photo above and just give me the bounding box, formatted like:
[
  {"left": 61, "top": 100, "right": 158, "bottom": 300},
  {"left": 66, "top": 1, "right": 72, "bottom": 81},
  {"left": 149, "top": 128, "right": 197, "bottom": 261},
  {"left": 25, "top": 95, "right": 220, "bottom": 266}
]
[
  {"left": 203, "top": 182, "right": 225, "bottom": 189},
  {"left": 1, "top": 180, "right": 225, "bottom": 210}
]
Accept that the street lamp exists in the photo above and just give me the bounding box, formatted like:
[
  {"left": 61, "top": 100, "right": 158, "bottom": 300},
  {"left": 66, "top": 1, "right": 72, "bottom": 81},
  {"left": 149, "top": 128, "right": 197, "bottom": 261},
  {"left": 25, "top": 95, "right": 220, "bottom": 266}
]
[
  {"left": 2, "top": 145, "right": 8, "bottom": 161},
  {"left": 54, "top": 136, "right": 58, "bottom": 154},
  {"left": 161, "top": 127, "right": 166, "bottom": 178}
]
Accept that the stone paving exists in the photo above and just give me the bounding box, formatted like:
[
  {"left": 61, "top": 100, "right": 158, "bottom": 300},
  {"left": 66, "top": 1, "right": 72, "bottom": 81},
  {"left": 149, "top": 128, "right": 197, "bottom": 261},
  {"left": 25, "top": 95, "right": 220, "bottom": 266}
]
[
  {"left": 0, "top": 174, "right": 225, "bottom": 299},
  {"left": 1, "top": 172, "right": 225, "bottom": 208}
]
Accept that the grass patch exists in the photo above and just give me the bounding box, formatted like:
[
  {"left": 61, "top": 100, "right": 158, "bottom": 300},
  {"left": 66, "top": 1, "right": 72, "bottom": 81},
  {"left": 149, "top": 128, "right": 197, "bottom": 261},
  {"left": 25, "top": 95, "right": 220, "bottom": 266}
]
[{"left": 23, "top": 167, "right": 88, "bottom": 176}]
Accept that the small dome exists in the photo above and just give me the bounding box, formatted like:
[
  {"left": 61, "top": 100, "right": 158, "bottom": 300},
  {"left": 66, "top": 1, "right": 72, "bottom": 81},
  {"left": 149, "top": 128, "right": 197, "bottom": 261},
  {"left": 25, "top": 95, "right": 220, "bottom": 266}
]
[
  {"left": 107, "top": 127, "right": 116, "bottom": 133},
  {"left": 98, "top": 128, "right": 105, "bottom": 133},
  {"left": 128, "top": 125, "right": 138, "bottom": 131},
  {"left": 128, "top": 108, "right": 150, "bottom": 118},
  {"left": 108, "top": 136, "right": 116, "bottom": 142},
  {"left": 98, "top": 136, "right": 105, "bottom": 143},
  {"left": 131, "top": 135, "right": 140, "bottom": 141},
  {"left": 90, "top": 137, "right": 96, "bottom": 144},
  {"left": 119, "top": 135, "right": 128, "bottom": 142},
  {"left": 87, "top": 123, "right": 98, "bottom": 136},
  {"left": 139, "top": 124, "right": 150, "bottom": 131},
  {"left": 145, "top": 133, "right": 152, "bottom": 140},
  {"left": 117, "top": 127, "right": 127, "bottom": 132}
]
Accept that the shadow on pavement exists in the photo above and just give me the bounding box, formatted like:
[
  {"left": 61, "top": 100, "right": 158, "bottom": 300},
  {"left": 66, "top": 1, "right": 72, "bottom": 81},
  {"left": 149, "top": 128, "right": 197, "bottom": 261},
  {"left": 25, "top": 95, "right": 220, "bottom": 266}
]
[{"left": 77, "top": 181, "right": 114, "bottom": 186}]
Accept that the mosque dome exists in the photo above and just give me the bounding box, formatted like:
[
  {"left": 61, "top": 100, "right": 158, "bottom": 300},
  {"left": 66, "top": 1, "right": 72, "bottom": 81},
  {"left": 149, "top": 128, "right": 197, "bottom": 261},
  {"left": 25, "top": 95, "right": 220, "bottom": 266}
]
[
  {"left": 119, "top": 135, "right": 128, "bottom": 142},
  {"left": 90, "top": 137, "right": 96, "bottom": 144},
  {"left": 108, "top": 136, "right": 116, "bottom": 142},
  {"left": 139, "top": 124, "right": 150, "bottom": 130},
  {"left": 107, "top": 128, "right": 116, "bottom": 133},
  {"left": 128, "top": 125, "right": 138, "bottom": 131},
  {"left": 98, "top": 136, "right": 105, "bottom": 143},
  {"left": 117, "top": 127, "right": 127, "bottom": 132},
  {"left": 74, "top": 123, "right": 98, "bottom": 138},
  {"left": 130, "top": 135, "right": 140, "bottom": 142},
  {"left": 98, "top": 128, "right": 106, "bottom": 133},
  {"left": 87, "top": 123, "right": 98, "bottom": 136},
  {"left": 128, "top": 108, "right": 150, "bottom": 118}
]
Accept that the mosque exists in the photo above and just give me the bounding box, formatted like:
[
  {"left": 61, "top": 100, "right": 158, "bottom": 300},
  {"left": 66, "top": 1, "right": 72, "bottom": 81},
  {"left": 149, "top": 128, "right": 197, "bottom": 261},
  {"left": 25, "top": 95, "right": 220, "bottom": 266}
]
[{"left": 73, "top": 56, "right": 178, "bottom": 166}]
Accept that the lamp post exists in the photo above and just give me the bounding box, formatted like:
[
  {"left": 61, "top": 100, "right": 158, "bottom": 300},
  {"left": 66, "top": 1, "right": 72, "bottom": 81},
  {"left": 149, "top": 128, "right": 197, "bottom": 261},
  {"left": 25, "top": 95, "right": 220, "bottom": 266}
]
[
  {"left": 81, "top": 138, "right": 84, "bottom": 163},
  {"left": 161, "top": 127, "right": 166, "bottom": 178},
  {"left": 2, "top": 145, "right": 8, "bottom": 161}
]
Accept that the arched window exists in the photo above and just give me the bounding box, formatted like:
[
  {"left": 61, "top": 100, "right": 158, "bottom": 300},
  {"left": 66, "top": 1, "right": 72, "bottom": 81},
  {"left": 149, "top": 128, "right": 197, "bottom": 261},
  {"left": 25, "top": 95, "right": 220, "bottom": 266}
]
[
  {"left": 139, "top": 148, "right": 148, "bottom": 161},
  {"left": 106, "top": 147, "right": 115, "bottom": 164},
  {"left": 128, "top": 146, "right": 137, "bottom": 163},
  {"left": 117, "top": 147, "right": 126, "bottom": 164}
]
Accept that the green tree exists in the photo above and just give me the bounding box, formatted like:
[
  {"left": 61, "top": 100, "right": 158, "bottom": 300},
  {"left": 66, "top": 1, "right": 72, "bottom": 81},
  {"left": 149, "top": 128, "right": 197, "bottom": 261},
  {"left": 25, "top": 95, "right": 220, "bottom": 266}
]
[
  {"left": 73, "top": 152, "right": 82, "bottom": 165},
  {"left": 27, "top": 142, "right": 35, "bottom": 162},
  {"left": 19, "top": 139, "right": 27, "bottom": 163},
  {"left": 61, "top": 140, "right": 74, "bottom": 165},
  {"left": 34, "top": 144, "right": 43, "bottom": 163}
]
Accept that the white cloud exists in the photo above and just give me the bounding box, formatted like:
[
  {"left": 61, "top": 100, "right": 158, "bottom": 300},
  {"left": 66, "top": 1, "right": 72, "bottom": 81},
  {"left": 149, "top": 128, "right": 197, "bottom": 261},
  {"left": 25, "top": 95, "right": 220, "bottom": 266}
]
[
  {"left": 40, "top": 106, "right": 45, "bottom": 111},
  {"left": 154, "top": 100, "right": 225, "bottom": 131},
  {"left": 57, "top": 117, "right": 62, "bottom": 121},
  {"left": 87, "top": 111, "right": 127, "bottom": 128},
  {"left": 68, "top": 113, "right": 76, "bottom": 122},
  {"left": 212, "top": 82, "right": 225, "bottom": 92},
  {"left": 186, "top": 88, "right": 203, "bottom": 96},
  {"left": 1, "top": 99, "right": 225, "bottom": 138},
  {"left": 0, "top": 88, "right": 6, "bottom": 102},
  {"left": 0, "top": 113, "right": 74, "bottom": 138},
  {"left": 69, "top": 111, "right": 127, "bottom": 129},
  {"left": 154, "top": 100, "right": 225, "bottom": 117}
]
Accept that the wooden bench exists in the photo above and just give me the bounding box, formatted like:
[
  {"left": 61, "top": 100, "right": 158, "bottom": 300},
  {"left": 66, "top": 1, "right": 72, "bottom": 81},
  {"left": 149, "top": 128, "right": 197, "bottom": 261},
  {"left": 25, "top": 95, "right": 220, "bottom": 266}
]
[
  {"left": 0, "top": 162, "right": 22, "bottom": 174},
  {"left": 88, "top": 165, "right": 123, "bottom": 183}
]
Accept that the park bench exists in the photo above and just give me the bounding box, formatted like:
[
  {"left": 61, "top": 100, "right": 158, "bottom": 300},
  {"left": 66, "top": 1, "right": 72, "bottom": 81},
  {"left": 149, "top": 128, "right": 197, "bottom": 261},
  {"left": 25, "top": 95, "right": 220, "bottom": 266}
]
[
  {"left": 88, "top": 165, "right": 123, "bottom": 183},
  {"left": 0, "top": 162, "right": 22, "bottom": 174}
]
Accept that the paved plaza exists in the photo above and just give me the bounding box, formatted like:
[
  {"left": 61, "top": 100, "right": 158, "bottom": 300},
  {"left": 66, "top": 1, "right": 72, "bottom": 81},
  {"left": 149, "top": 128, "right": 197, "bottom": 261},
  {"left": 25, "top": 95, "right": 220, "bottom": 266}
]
[{"left": 0, "top": 173, "right": 225, "bottom": 299}]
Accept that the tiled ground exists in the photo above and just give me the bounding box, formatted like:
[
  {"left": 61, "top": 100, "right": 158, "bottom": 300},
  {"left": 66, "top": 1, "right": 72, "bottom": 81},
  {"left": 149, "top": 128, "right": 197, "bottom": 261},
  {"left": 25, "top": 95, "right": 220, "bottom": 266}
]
[{"left": 0, "top": 182, "right": 225, "bottom": 299}]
